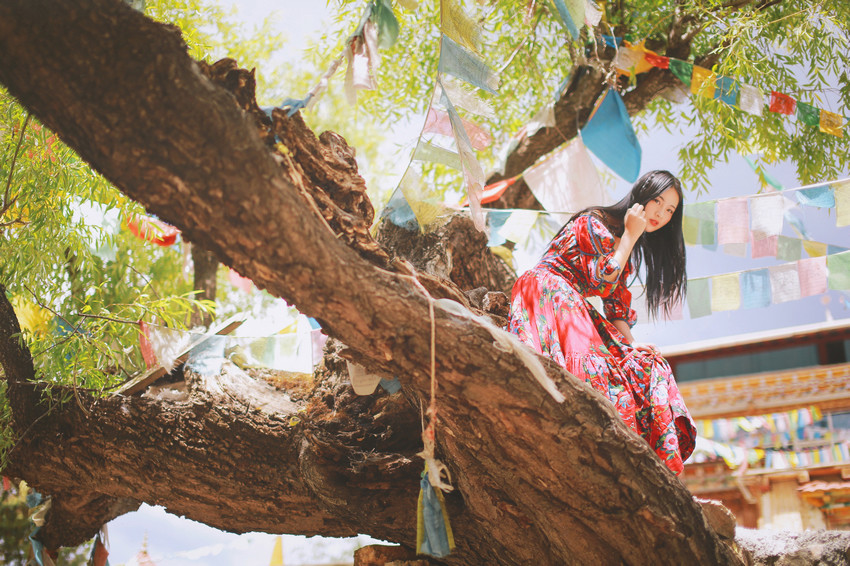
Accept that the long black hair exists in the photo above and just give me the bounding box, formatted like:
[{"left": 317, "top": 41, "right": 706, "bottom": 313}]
[{"left": 570, "top": 170, "right": 687, "bottom": 320}]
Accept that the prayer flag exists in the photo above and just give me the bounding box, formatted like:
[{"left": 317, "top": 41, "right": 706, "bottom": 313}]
[
  {"left": 802, "top": 240, "right": 827, "bottom": 257},
  {"left": 749, "top": 193, "right": 784, "bottom": 238},
  {"left": 423, "top": 107, "right": 491, "bottom": 151},
  {"left": 751, "top": 234, "right": 778, "bottom": 258},
  {"left": 480, "top": 177, "right": 517, "bottom": 204},
  {"left": 723, "top": 243, "right": 747, "bottom": 257},
  {"left": 769, "top": 91, "right": 796, "bottom": 115},
  {"left": 796, "top": 102, "right": 820, "bottom": 126},
  {"left": 669, "top": 59, "right": 693, "bottom": 87},
  {"left": 436, "top": 77, "right": 494, "bottom": 118},
  {"left": 798, "top": 257, "right": 827, "bottom": 297},
  {"left": 769, "top": 263, "right": 801, "bottom": 303},
  {"left": 738, "top": 84, "right": 764, "bottom": 116},
  {"left": 499, "top": 210, "right": 539, "bottom": 245},
  {"left": 486, "top": 210, "right": 512, "bottom": 246},
  {"left": 126, "top": 214, "right": 179, "bottom": 247},
  {"left": 524, "top": 137, "right": 608, "bottom": 213},
  {"left": 382, "top": 186, "right": 419, "bottom": 231},
  {"left": 683, "top": 202, "right": 716, "bottom": 245},
  {"left": 614, "top": 48, "right": 644, "bottom": 75},
  {"left": 343, "top": 21, "right": 378, "bottom": 105},
  {"left": 644, "top": 52, "right": 669, "bottom": 69},
  {"left": 581, "top": 88, "right": 641, "bottom": 182},
  {"left": 741, "top": 269, "right": 771, "bottom": 309},
  {"left": 819, "top": 110, "right": 844, "bottom": 137},
  {"left": 371, "top": 0, "right": 399, "bottom": 48},
  {"left": 711, "top": 273, "right": 741, "bottom": 311},
  {"left": 717, "top": 198, "right": 749, "bottom": 245},
  {"left": 690, "top": 66, "right": 716, "bottom": 98},
  {"left": 139, "top": 321, "right": 157, "bottom": 369},
  {"left": 776, "top": 235, "right": 802, "bottom": 261},
  {"left": 687, "top": 278, "right": 711, "bottom": 318},
  {"left": 828, "top": 251, "right": 850, "bottom": 290},
  {"left": 413, "top": 140, "right": 462, "bottom": 170},
  {"left": 416, "top": 471, "right": 455, "bottom": 558},
  {"left": 796, "top": 185, "right": 835, "bottom": 208},
  {"left": 441, "top": 0, "right": 481, "bottom": 52},
  {"left": 442, "top": 88, "right": 486, "bottom": 230},
  {"left": 551, "top": 0, "right": 584, "bottom": 39},
  {"left": 438, "top": 35, "right": 499, "bottom": 94},
  {"left": 399, "top": 169, "right": 446, "bottom": 231},
  {"left": 525, "top": 102, "right": 556, "bottom": 136},
  {"left": 584, "top": 0, "right": 603, "bottom": 26},
  {"left": 269, "top": 536, "right": 284, "bottom": 566},
  {"left": 835, "top": 181, "right": 850, "bottom": 227},
  {"left": 715, "top": 76, "right": 739, "bottom": 106}
]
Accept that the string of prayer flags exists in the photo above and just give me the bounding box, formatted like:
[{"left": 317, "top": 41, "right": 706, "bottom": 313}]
[
  {"left": 802, "top": 239, "right": 828, "bottom": 258},
  {"left": 669, "top": 59, "right": 693, "bottom": 87},
  {"left": 438, "top": 34, "right": 499, "bottom": 95},
  {"left": 486, "top": 210, "right": 512, "bottom": 246},
  {"left": 497, "top": 210, "right": 539, "bottom": 246},
  {"left": 524, "top": 137, "right": 607, "bottom": 219},
  {"left": 682, "top": 202, "right": 717, "bottom": 246},
  {"left": 776, "top": 235, "right": 802, "bottom": 262},
  {"left": 525, "top": 102, "right": 556, "bottom": 137},
  {"left": 416, "top": 470, "right": 456, "bottom": 558},
  {"left": 479, "top": 176, "right": 517, "bottom": 204},
  {"left": 581, "top": 88, "right": 641, "bottom": 182},
  {"left": 348, "top": 360, "right": 382, "bottom": 395}
]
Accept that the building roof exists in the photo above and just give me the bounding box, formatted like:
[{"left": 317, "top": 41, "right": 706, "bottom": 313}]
[{"left": 662, "top": 317, "right": 850, "bottom": 360}]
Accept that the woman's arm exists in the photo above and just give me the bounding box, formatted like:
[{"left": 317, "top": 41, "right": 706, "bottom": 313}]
[
  {"left": 612, "top": 319, "right": 635, "bottom": 344},
  {"left": 601, "top": 203, "right": 646, "bottom": 283}
]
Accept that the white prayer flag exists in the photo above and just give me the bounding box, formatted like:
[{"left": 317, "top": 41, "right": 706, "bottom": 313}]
[
  {"left": 749, "top": 193, "right": 785, "bottom": 238},
  {"left": 769, "top": 263, "right": 801, "bottom": 303},
  {"left": 738, "top": 84, "right": 764, "bottom": 116}
]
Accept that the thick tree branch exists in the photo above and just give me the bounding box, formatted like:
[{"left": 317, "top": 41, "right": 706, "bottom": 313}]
[{"left": 0, "top": 1, "right": 743, "bottom": 563}]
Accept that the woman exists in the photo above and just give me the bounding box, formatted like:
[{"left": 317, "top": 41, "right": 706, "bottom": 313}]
[{"left": 508, "top": 170, "right": 696, "bottom": 474}]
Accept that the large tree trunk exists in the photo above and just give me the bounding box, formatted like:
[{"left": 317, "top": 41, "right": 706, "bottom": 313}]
[{"left": 0, "top": 1, "right": 748, "bottom": 564}]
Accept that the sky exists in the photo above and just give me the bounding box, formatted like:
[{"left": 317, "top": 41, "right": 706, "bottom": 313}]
[{"left": 102, "top": 1, "right": 850, "bottom": 564}]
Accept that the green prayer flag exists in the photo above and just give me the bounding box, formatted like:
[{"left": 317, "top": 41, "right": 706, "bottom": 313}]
[
  {"left": 776, "top": 235, "right": 802, "bottom": 261},
  {"left": 371, "top": 0, "right": 399, "bottom": 49},
  {"left": 682, "top": 216, "right": 698, "bottom": 245},
  {"left": 797, "top": 102, "right": 820, "bottom": 126},
  {"left": 687, "top": 278, "right": 712, "bottom": 318},
  {"left": 828, "top": 251, "right": 850, "bottom": 290},
  {"left": 669, "top": 59, "right": 693, "bottom": 87}
]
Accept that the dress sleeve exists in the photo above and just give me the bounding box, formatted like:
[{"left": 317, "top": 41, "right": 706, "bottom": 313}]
[
  {"left": 571, "top": 214, "right": 621, "bottom": 294},
  {"left": 603, "top": 263, "right": 638, "bottom": 327}
]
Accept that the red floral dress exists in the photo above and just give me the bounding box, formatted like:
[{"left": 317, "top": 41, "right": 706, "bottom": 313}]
[{"left": 509, "top": 213, "right": 696, "bottom": 474}]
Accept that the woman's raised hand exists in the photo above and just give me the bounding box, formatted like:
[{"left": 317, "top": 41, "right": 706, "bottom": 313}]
[{"left": 624, "top": 203, "right": 647, "bottom": 238}]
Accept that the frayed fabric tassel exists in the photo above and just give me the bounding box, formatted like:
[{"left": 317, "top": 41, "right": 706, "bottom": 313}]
[{"left": 416, "top": 470, "right": 455, "bottom": 558}]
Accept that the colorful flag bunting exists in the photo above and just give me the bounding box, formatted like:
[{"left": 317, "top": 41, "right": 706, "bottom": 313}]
[
  {"left": 416, "top": 471, "right": 455, "bottom": 558},
  {"left": 769, "top": 91, "right": 796, "bottom": 115},
  {"left": 581, "top": 88, "right": 641, "bottom": 182},
  {"left": 798, "top": 257, "right": 828, "bottom": 297},
  {"left": 525, "top": 102, "right": 556, "bottom": 136},
  {"left": 524, "top": 137, "right": 608, "bottom": 216},
  {"left": 741, "top": 269, "right": 771, "bottom": 309}
]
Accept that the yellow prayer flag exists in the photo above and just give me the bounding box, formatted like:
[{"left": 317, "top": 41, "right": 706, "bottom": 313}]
[
  {"left": 710, "top": 273, "right": 741, "bottom": 311},
  {"left": 836, "top": 181, "right": 850, "bottom": 227},
  {"left": 399, "top": 170, "right": 446, "bottom": 231},
  {"left": 441, "top": 0, "right": 481, "bottom": 53},
  {"left": 690, "top": 66, "right": 716, "bottom": 99},
  {"left": 11, "top": 296, "right": 52, "bottom": 337},
  {"left": 269, "top": 536, "right": 284, "bottom": 566},
  {"left": 802, "top": 240, "right": 828, "bottom": 257},
  {"left": 623, "top": 41, "right": 656, "bottom": 75},
  {"left": 819, "top": 109, "right": 844, "bottom": 137}
]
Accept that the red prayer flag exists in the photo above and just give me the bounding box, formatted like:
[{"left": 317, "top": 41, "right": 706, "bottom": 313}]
[
  {"left": 93, "top": 538, "right": 109, "bottom": 566},
  {"left": 126, "top": 215, "right": 179, "bottom": 247},
  {"left": 459, "top": 176, "right": 518, "bottom": 206},
  {"left": 769, "top": 91, "right": 796, "bottom": 115},
  {"left": 1, "top": 476, "right": 9, "bottom": 491},
  {"left": 643, "top": 52, "right": 669, "bottom": 69},
  {"left": 138, "top": 321, "right": 157, "bottom": 369}
]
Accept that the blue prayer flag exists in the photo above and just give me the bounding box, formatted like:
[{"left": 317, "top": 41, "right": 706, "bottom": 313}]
[
  {"left": 796, "top": 186, "right": 836, "bottom": 208},
  {"left": 741, "top": 269, "right": 771, "bottom": 309},
  {"left": 438, "top": 35, "right": 499, "bottom": 95},
  {"left": 581, "top": 89, "right": 642, "bottom": 182},
  {"left": 381, "top": 187, "right": 419, "bottom": 231},
  {"left": 715, "top": 76, "right": 739, "bottom": 106}
]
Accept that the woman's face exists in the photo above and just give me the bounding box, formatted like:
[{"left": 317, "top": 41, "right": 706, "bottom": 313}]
[{"left": 643, "top": 186, "right": 679, "bottom": 232}]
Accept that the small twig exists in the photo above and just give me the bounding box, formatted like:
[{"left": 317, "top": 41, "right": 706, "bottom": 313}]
[
  {"left": 129, "top": 265, "right": 162, "bottom": 300},
  {"left": 2, "top": 113, "right": 31, "bottom": 215},
  {"left": 75, "top": 312, "right": 139, "bottom": 326}
]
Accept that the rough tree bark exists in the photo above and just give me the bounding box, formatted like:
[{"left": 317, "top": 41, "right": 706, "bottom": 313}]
[{"left": 0, "top": 0, "right": 796, "bottom": 564}]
